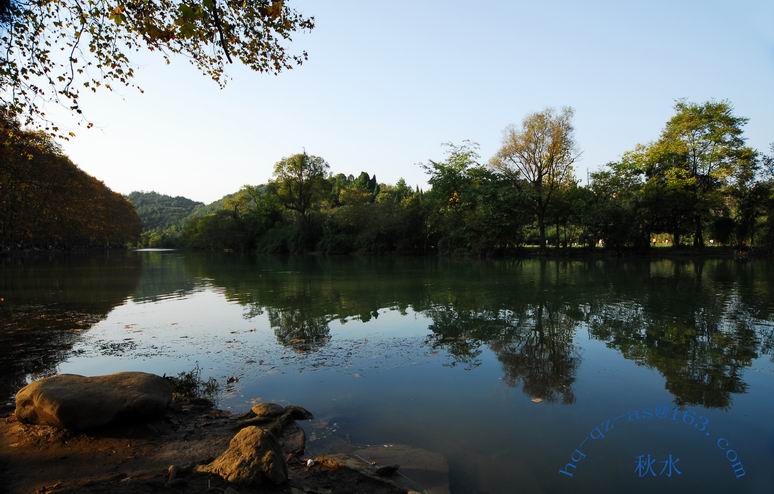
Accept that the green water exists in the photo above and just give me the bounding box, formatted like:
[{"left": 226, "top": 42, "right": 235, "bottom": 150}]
[{"left": 2, "top": 252, "right": 774, "bottom": 493}]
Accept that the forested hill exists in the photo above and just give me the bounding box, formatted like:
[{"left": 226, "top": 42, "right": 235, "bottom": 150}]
[
  {"left": 130, "top": 187, "right": 269, "bottom": 247},
  {"left": 127, "top": 191, "right": 203, "bottom": 231},
  {"left": 1, "top": 114, "right": 141, "bottom": 251}
]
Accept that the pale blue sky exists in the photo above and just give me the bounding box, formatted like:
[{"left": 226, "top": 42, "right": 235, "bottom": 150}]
[{"left": 60, "top": 0, "right": 774, "bottom": 203}]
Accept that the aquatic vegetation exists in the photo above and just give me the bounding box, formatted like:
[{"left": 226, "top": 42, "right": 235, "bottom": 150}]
[{"left": 165, "top": 364, "right": 220, "bottom": 403}]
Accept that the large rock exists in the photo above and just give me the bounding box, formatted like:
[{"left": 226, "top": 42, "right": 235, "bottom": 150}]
[
  {"left": 15, "top": 372, "right": 172, "bottom": 431},
  {"left": 250, "top": 402, "right": 285, "bottom": 419},
  {"left": 196, "top": 426, "right": 287, "bottom": 485}
]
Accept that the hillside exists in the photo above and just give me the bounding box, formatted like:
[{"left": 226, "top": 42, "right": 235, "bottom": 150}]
[
  {"left": 127, "top": 191, "right": 203, "bottom": 231},
  {"left": 0, "top": 115, "right": 141, "bottom": 251},
  {"left": 130, "top": 187, "right": 267, "bottom": 247},
  {"left": 185, "top": 190, "right": 244, "bottom": 220}
]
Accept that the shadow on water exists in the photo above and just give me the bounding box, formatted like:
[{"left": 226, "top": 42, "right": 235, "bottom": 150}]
[{"left": 0, "top": 253, "right": 142, "bottom": 402}]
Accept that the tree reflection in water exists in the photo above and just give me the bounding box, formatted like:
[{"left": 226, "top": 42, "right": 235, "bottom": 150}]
[
  {"left": 0, "top": 254, "right": 141, "bottom": 401},
  {"left": 197, "top": 257, "right": 771, "bottom": 409},
  {"left": 5, "top": 254, "right": 774, "bottom": 411}
]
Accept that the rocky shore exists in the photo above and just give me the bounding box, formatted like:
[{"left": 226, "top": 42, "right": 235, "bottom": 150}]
[{"left": 0, "top": 372, "right": 448, "bottom": 493}]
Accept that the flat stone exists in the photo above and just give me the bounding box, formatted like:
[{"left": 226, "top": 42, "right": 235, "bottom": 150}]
[{"left": 15, "top": 372, "right": 172, "bottom": 431}]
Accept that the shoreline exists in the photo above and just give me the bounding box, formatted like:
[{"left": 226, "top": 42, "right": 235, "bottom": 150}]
[
  {"left": 0, "top": 245, "right": 764, "bottom": 261},
  {"left": 1, "top": 394, "right": 444, "bottom": 493}
]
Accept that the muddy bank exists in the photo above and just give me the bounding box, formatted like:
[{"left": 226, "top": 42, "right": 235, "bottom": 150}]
[{"left": 0, "top": 393, "right": 447, "bottom": 493}]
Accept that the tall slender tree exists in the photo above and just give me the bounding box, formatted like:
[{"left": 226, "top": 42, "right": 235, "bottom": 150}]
[{"left": 491, "top": 107, "right": 580, "bottom": 249}]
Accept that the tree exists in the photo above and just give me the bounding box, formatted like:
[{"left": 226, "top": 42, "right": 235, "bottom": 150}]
[
  {"left": 0, "top": 111, "right": 140, "bottom": 249},
  {"left": 422, "top": 141, "right": 529, "bottom": 255},
  {"left": 271, "top": 152, "right": 329, "bottom": 222},
  {"left": 588, "top": 159, "right": 646, "bottom": 250},
  {"left": 1, "top": 0, "right": 314, "bottom": 135},
  {"left": 491, "top": 107, "right": 580, "bottom": 249},
  {"left": 728, "top": 148, "right": 765, "bottom": 247},
  {"left": 760, "top": 144, "right": 774, "bottom": 251},
  {"left": 650, "top": 100, "right": 750, "bottom": 247},
  {"left": 422, "top": 141, "right": 480, "bottom": 253}
]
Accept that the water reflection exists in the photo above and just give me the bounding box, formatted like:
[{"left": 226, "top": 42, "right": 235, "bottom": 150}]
[
  {"left": 189, "top": 257, "right": 773, "bottom": 409},
  {"left": 268, "top": 308, "right": 333, "bottom": 352},
  {"left": 2, "top": 254, "right": 773, "bottom": 412},
  {"left": 131, "top": 251, "right": 199, "bottom": 302},
  {"left": 0, "top": 254, "right": 141, "bottom": 400}
]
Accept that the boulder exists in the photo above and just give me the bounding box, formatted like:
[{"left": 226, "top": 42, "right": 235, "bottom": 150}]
[
  {"left": 15, "top": 372, "right": 172, "bottom": 431},
  {"left": 250, "top": 402, "right": 285, "bottom": 419},
  {"left": 196, "top": 426, "right": 287, "bottom": 485}
]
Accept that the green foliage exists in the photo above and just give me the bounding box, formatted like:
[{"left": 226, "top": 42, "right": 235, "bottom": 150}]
[
  {"left": 0, "top": 112, "right": 140, "bottom": 250},
  {"left": 127, "top": 191, "right": 202, "bottom": 231},
  {"left": 422, "top": 143, "right": 530, "bottom": 255},
  {"left": 182, "top": 185, "right": 283, "bottom": 251},
  {"left": 271, "top": 153, "right": 330, "bottom": 218},
  {"left": 648, "top": 100, "right": 752, "bottom": 247},
  {"left": 583, "top": 101, "right": 767, "bottom": 250},
  {"left": 124, "top": 102, "right": 773, "bottom": 256}
]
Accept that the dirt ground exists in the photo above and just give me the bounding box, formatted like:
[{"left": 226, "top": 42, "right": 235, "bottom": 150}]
[{"left": 0, "top": 398, "right": 411, "bottom": 494}]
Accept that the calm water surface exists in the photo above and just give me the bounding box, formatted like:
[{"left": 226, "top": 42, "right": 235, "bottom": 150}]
[{"left": 2, "top": 252, "right": 774, "bottom": 493}]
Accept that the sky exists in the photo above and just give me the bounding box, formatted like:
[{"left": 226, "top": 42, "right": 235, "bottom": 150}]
[{"left": 59, "top": 0, "right": 774, "bottom": 204}]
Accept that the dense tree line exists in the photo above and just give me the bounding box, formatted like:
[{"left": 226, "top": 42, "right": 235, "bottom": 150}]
[
  {"left": 137, "top": 100, "right": 773, "bottom": 255},
  {"left": 1, "top": 112, "right": 141, "bottom": 251}
]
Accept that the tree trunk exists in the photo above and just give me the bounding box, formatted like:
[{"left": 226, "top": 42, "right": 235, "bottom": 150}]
[
  {"left": 673, "top": 227, "right": 681, "bottom": 248},
  {"left": 766, "top": 203, "right": 774, "bottom": 253},
  {"left": 693, "top": 215, "right": 704, "bottom": 248},
  {"left": 538, "top": 216, "right": 547, "bottom": 250}
]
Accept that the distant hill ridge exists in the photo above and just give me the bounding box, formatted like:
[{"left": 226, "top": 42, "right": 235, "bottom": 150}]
[
  {"left": 128, "top": 187, "right": 270, "bottom": 233},
  {"left": 126, "top": 191, "right": 204, "bottom": 231}
]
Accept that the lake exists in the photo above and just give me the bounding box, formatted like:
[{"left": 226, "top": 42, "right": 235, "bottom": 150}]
[{"left": 2, "top": 252, "right": 774, "bottom": 493}]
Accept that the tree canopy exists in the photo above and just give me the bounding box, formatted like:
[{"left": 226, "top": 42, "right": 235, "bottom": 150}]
[
  {"left": 491, "top": 107, "right": 580, "bottom": 248},
  {"left": 1, "top": 111, "right": 141, "bottom": 250},
  {"left": 119, "top": 100, "right": 773, "bottom": 256},
  {"left": 270, "top": 152, "right": 330, "bottom": 220},
  {"left": 0, "top": 0, "right": 314, "bottom": 136}
]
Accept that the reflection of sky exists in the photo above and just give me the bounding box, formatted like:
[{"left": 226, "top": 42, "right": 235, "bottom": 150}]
[
  {"left": 54, "top": 284, "right": 774, "bottom": 494},
  {"left": 59, "top": 290, "right": 442, "bottom": 404}
]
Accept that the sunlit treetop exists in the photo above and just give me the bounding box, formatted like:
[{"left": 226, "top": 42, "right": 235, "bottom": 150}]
[{"left": 0, "top": 0, "right": 314, "bottom": 138}]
